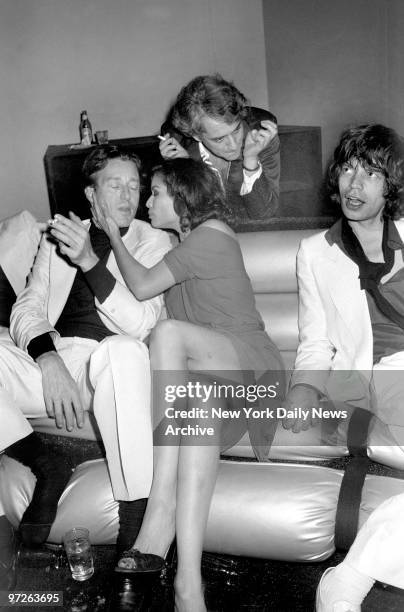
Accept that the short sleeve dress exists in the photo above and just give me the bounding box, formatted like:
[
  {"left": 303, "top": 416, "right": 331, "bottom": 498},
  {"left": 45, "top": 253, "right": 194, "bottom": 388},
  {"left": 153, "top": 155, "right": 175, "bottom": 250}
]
[{"left": 163, "top": 224, "right": 285, "bottom": 459}]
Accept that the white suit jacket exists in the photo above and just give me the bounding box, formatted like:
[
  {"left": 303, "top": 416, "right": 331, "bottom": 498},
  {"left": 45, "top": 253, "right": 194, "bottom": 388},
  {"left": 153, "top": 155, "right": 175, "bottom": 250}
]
[
  {"left": 291, "top": 218, "right": 404, "bottom": 400},
  {"left": 10, "top": 218, "right": 172, "bottom": 351}
]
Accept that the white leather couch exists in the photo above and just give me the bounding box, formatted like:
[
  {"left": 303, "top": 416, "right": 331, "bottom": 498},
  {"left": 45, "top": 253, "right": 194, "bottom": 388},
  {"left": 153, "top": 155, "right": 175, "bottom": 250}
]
[{"left": 1, "top": 212, "right": 404, "bottom": 561}]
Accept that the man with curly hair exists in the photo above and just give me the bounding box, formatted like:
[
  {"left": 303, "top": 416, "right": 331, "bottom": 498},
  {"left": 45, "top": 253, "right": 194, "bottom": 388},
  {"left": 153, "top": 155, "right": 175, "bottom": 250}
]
[
  {"left": 159, "top": 74, "right": 279, "bottom": 223},
  {"left": 283, "top": 124, "right": 404, "bottom": 436}
]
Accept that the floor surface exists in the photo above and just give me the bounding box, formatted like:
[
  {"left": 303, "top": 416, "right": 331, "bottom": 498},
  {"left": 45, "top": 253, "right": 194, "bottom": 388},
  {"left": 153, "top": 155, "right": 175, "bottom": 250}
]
[{"left": 6, "top": 543, "right": 404, "bottom": 611}]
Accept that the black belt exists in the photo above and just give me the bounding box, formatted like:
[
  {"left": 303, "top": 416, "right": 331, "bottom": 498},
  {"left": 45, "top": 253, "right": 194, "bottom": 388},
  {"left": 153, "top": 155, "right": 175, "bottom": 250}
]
[{"left": 334, "top": 406, "right": 373, "bottom": 550}]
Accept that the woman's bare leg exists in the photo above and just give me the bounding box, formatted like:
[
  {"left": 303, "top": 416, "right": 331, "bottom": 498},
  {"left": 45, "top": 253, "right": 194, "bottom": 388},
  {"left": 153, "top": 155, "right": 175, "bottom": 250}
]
[
  {"left": 130, "top": 442, "right": 179, "bottom": 557},
  {"left": 125, "top": 320, "right": 241, "bottom": 611},
  {"left": 174, "top": 443, "right": 220, "bottom": 612}
]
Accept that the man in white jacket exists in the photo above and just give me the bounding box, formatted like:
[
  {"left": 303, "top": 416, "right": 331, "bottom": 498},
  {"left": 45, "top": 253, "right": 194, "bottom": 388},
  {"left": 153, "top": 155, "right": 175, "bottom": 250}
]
[
  {"left": 0, "top": 145, "right": 171, "bottom": 546},
  {"left": 284, "top": 124, "right": 404, "bottom": 436},
  {"left": 283, "top": 125, "right": 404, "bottom": 611}
]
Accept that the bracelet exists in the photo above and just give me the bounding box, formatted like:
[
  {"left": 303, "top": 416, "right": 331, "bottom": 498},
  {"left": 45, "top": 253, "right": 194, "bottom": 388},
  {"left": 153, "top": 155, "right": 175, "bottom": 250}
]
[{"left": 242, "top": 161, "right": 261, "bottom": 173}]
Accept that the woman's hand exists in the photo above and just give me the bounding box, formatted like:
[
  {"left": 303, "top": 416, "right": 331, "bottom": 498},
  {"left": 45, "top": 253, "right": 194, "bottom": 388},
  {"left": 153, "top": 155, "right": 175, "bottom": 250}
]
[
  {"left": 159, "top": 133, "right": 190, "bottom": 160},
  {"left": 243, "top": 119, "right": 277, "bottom": 170},
  {"left": 91, "top": 199, "right": 120, "bottom": 242}
]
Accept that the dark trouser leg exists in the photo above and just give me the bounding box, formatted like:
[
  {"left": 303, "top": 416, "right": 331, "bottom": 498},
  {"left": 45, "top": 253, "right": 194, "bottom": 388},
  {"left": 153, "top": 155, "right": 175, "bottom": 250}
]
[
  {"left": 0, "top": 515, "right": 17, "bottom": 589},
  {"left": 117, "top": 498, "right": 147, "bottom": 554},
  {"left": 5, "top": 432, "right": 73, "bottom": 547}
]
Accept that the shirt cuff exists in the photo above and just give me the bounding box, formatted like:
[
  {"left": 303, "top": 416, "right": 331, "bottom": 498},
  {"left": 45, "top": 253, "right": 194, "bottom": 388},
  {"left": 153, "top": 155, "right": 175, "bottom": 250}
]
[
  {"left": 84, "top": 259, "right": 116, "bottom": 304},
  {"left": 27, "top": 333, "right": 56, "bottom": 361},
  {"left": 240, "top": 162, "right": 262, "bottom": 195}
]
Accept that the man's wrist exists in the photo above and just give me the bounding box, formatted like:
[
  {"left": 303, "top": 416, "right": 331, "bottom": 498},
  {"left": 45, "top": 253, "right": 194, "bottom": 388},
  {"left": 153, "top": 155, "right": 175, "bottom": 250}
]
[
  {"left": 27, "top": 333, "right": 56, "bottom": 361},
  {"left": 79, "top": 253, "right": 100, "bottom": 273},
  {"left": 36, "top": 350, "right": 59, "bottom": 365},
  {"left": 242, "top": 157, "right": 261, "bottom": 173}
]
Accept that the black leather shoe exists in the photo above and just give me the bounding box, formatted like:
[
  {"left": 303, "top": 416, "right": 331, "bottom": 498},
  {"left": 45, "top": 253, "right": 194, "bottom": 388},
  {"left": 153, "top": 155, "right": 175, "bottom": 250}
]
[
  {"left": 115, "top": 549, "right": 165, "bottom": 574},
  {"left": 107, "top": 575, "right": 155, "bottom": 611}
]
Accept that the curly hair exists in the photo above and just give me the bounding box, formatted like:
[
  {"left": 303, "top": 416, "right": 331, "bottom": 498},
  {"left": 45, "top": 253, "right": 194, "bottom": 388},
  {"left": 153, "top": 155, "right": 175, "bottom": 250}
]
[
  {"left": 327, "top": 124, "right": 404, "bottom": 218},
  {"left": 152, "top": 158, "right": 234, "bottom": 233},
  {"left": 82, "top": 145, "right": 142, "bottom": 187},
  {"left": 170, "top": 74, "right": 249, "bottom": 138}
]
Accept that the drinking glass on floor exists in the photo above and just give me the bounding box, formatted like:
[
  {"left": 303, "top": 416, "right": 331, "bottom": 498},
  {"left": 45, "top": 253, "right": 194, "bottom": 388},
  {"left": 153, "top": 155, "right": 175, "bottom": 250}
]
[{"left": 63, "top": 527, "right": 94, "bottom": 581}]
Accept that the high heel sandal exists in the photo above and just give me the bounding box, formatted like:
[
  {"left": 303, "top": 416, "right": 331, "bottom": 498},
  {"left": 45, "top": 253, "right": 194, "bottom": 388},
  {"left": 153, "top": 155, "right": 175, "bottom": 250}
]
[
  {"left": 114, "top": 549, "right": 165, "bottom": 574},
  {"left": 114, "top": 540, "right": 177, "bottom": 576}
]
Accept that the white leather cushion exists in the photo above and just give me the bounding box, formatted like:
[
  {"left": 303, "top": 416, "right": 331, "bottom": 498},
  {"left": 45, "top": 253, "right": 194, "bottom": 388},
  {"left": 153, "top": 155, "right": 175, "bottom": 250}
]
[
  {"left": 238, "top": 229, "right": 318, "bottom": 293},
  {"left": 256, "top": 293, "right": 299, "bottom": 352},
  {"left": 367, "top": 418, "right": 404, "bottom": 469},
  {"left": 0, "top": 457, "right": 118, "bottom": 545},
  {"left": 206, "top": 461, "right": 342, "bottom": 561},
  {"left": 207, "top": 463, "right": 404, "bottom": 561},
  {"left": 3, "top": 455, "right": 404, "bottom": 561}
]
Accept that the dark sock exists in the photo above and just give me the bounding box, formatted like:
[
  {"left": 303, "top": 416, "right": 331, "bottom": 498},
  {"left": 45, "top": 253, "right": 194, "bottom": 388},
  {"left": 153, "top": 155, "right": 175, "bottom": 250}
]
[
  {"left": 117, "top": 498, "right": 147, "bottom": 554},
  {"left": 5, "top": 433, "right": 73, "bottom": 547},
  {"left": 5, "top": 432, "right": 45, "bottom": 467}
]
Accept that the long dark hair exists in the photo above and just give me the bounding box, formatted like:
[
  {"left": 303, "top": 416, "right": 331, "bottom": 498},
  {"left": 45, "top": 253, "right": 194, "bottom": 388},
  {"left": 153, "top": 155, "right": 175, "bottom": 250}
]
[{"left": 152, "top": 158, "right": 234, "bottom": 233}]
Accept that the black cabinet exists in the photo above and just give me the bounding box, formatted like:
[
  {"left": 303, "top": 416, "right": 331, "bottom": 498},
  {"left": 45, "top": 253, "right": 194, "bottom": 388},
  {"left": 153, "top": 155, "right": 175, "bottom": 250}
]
[
  {"left": 44, "top": 136, "right": 161, "bottom": 224},
  {"left": 44, "top": 127, "right": 334, "bottom": 231}
]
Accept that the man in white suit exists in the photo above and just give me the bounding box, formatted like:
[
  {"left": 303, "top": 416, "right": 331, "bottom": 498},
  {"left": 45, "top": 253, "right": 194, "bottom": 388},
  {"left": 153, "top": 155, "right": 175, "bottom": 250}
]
[
  {"left": 0, "top": 145, "right": 171, "bottom": 546},
  {"left": 284, "top": 123, "right": 404, "bottom": 435},
  {"left": 283, "top": 125, "right": 404, "bottom": 611}
]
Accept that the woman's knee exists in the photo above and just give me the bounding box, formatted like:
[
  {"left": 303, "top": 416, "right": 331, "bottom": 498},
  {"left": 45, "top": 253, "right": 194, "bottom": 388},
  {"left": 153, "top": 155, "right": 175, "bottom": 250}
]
[{"left": 150, "top": 320, "right": 184, "bottom": 350}]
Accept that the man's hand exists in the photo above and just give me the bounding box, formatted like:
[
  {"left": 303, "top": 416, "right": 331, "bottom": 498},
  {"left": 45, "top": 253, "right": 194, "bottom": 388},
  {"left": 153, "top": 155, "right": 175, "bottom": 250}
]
[
  {"left": 281, "top": 384, "right": 321, "bottom": 433},
  {"left": 243, "top": 120, "right": 277, "bottom": 170},
  {"left": 49, "top": 212, "right": 99, "bottom": 272},
  {"left": 36, "top": 351, "right": 84, "bottom": 431},
  {"left": 159, "top": 133, "right": 190, "bottom": 160}
]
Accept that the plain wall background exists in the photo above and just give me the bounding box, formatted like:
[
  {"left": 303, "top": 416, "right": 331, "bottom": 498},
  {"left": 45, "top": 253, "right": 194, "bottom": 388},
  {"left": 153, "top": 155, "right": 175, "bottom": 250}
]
[
  {"left": 386, "top": 0, "right": 404, "bottom": 134},
  {"left": 263, "top": 0, "right": 389, "bottom": 169},
  {"left": 1, "top": 0, "right": 402, "bottom": 222},
  {"left": 0, "top": 0, "right": 269, "bottom": 220}
]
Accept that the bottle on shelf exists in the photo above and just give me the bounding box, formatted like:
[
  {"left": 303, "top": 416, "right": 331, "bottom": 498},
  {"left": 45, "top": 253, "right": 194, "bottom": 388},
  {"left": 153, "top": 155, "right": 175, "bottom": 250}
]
[{"left": 79, "top": 110, "right": 93, "bottom": 146}]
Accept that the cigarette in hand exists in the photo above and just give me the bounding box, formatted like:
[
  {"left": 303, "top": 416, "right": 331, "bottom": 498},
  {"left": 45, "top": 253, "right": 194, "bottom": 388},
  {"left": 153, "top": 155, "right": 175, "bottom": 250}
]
[
  {"left": 157, "top": 135, "right": 167, "bottom": 142},
  {"left": 48, "top": 215, "right": 60, "bottom": 226}
]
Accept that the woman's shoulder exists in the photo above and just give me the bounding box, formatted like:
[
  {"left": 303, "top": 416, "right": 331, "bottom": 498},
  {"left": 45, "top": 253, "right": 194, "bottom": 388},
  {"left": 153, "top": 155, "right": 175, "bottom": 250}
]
[
  {"left": 196, "top": 219, "right": 237, "bottom": 240},
  {"left": 175, "top": 220, "right": 238, "bottom": 261}
]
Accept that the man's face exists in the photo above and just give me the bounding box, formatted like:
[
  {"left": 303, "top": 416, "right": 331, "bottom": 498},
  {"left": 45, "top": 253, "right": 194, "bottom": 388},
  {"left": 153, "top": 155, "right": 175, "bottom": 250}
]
[
  {"left": 196, "top": 115, "right": 245, "bottom": 161},
  {"left": 338, "top": 158, "right": 386, "bottom": 223},
  {"left": 87, "top": 158, "right": 140, "bottom": 227}
]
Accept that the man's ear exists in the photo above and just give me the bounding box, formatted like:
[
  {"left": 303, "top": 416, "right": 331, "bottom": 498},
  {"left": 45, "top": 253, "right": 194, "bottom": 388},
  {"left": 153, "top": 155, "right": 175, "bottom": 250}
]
[{"left": 84, "top": 186, "right": 95, "bottom": 204}]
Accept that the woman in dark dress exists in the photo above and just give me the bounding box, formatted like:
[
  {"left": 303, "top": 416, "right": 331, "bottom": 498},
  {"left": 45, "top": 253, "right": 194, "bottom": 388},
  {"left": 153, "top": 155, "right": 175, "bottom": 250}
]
[{"left": 92, "top": 159, "right": 284, "bottom": 612}]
